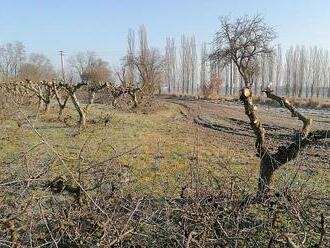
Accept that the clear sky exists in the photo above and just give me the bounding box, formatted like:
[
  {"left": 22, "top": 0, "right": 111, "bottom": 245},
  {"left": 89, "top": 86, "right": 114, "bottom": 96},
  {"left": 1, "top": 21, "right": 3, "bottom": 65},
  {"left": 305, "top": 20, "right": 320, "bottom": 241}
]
[{"left": 1, "top": 0, "right": 330, "bottom": 69}]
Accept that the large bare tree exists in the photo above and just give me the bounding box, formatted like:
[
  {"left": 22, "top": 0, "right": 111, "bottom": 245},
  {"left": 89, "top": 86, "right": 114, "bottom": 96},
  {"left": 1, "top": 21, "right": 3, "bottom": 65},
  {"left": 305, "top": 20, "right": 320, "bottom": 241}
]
[
  {"left": 132, "top": 26, "right": 164, "bottom": 99},
  {"left": 211, "top": 15, "right": 330, "bottom": 198}
]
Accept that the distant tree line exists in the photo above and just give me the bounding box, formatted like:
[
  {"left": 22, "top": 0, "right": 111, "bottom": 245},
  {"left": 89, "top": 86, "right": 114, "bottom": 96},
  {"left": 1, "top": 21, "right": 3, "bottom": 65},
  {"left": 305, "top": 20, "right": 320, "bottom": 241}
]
[
  {"left": 164, "top": 40, "right": 330, "bottom": 98},
  {"left": 1, "top": 34, "right": 329, "bottom": 99}
]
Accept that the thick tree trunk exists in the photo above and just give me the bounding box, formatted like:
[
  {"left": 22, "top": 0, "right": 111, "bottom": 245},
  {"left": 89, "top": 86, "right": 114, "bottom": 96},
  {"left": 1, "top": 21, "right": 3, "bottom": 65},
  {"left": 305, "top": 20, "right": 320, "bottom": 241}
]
[
  {"left": 239, "top": 86, "right": 330, "bottom": 198},
  {"left": 44, "top": 101, "right": 50, "bottom": 113},
  {"left": 78, "top": 111, "right": 86, "bottom": 130},
  {"left": 239, "top": 87, "right": 271, "bottom": 197},
  {"left": 258, "top": 154, "right": 276, "bottom": 195},
  {"left": 58, "top": 106, "right": 65, "bottom": 119},
  {"left": 53, "top": 85, "right": 69, "bottom": 119}
]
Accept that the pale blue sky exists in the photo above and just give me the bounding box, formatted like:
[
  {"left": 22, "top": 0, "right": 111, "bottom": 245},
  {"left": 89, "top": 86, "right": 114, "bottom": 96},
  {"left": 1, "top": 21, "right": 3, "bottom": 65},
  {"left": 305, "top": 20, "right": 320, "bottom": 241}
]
[{"left": 1, "top": 0, "right": 330, "bottom": 68}]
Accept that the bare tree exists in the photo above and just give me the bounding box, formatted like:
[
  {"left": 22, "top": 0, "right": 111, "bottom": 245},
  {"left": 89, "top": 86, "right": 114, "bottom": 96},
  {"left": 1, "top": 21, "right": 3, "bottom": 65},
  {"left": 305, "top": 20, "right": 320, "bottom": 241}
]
[
  {"left": 20, "top": 79, "right": 53, "bottom": 115},
  {"left": 17, "top": 53, "right": 55, "bottom": 116},
  {"left": 260, "top": 54, "right": 267, "bottom": 95},
  {"left": 210, "top": 15, "right": 330, "bottom": 198},
  {"left": 113, "top": 27, "right": 164, "bottom": 108},
  {"left": 321, "top": 49, "right": 329, "bottom": 98},
  {"left": 81, "top": 60, "right": 111, "bottom": 113},
  {"left": 189, "top": 36, "right": 197, "bottom": 94},
  {"left": 309, "top": 46, "right": 321, "bottom": 98},
  {"left": 0, "top": 42, "right": 25, "bottom": 80},
  {"left": 52, "top": 80, "right": 69, "bottom": 119},
  {"left": 284, "top": 47, "right": 293, "bottom": 96},
  {"left": 133, "top": 26, "right": 164, "bottom": 98},
  {"left": 19, "top": 53, "right": 55, "bottom": 82},
  {"left": 70, "top": 52, "right": 111, "bottom": 113},
  {"left": 200, "top": 42, "right": 208, "bottom": 93},
  {"left": 180, "top": 35, "right": 188, "bottom": 94},
  {"left": 275, "top": 45, "right": 282, "bottom": 94},
  {"left": 116, "top": 66, "right": 141, "bottom": 108},
  {"left": 328, "top": 70, "right": 330, "bottom": 98},
  {"left": 60, "top": 80, "right": 88, "bottom": 129},
  {"left": 165, "top": 37, "right": 177, "bottom": 93},
  {"left": 126, "top": 29, "right": 136, "bottom": 88},
  {"left": 298, "top": 46, "right": 307, "bottom": 97},
  {"left": 291, "top": 46, "right": 300, "bottom": 97},
  {"left": 179, "top": 35, "right": 198, "bottom": 95},
  {"left": 61, "top": 52, "right": 111, "bottom": 129}
]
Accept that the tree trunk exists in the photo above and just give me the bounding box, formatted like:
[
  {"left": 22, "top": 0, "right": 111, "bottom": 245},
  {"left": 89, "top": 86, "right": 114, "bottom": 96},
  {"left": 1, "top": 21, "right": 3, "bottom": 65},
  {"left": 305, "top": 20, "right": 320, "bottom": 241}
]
[
  {"left": 78, "top": 111, "right": 86, "bottom": 130},
  {"left": 131, "top": 92, "right": 138, "bottom": 108},
  {"left": 84, "top": 91, "right": 96, "bottom": 113},
  {"left": 258, "top": 156, "right": 275, "bottom": 195},
  {"left": 58, "top": 106, "right": 65, "bottom": 119},
  {"left": 71, "top": 93, "right": 86, "bottom": 129},
  {"left": 53, "top": 86, "right": 69, "bottom": 120},
  {"left": 44, "top": 101, "right": 50, "bottom": 113},
  {"left": 35, "top": 98, "right": 42, "bottom": 120}
]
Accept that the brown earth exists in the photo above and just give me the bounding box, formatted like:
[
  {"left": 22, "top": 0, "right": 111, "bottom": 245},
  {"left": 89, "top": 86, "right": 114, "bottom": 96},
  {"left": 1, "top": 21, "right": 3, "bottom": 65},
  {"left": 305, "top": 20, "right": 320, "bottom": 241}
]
[{"left": 162, "top": 96, "right": 330, "bottom": 169}]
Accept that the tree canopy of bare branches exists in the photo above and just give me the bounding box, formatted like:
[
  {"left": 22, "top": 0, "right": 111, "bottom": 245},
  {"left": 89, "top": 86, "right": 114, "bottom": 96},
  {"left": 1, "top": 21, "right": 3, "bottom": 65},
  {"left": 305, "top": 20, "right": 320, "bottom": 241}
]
[
  {"left": 211, "top": 15, "right": 330, "bottom": 198},
  {"left": 210, "top": 15, "right": 276, "bottom": 87}
]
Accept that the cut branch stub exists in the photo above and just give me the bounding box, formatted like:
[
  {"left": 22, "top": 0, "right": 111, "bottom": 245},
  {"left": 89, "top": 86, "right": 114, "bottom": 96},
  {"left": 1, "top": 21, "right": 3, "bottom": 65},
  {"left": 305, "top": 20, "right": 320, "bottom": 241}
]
[
  {"left": 240, "top": 87, "right": 252, "bottom": 98},
  {"left": 239, "top": 87, "right": 266, "bottom": 154}
]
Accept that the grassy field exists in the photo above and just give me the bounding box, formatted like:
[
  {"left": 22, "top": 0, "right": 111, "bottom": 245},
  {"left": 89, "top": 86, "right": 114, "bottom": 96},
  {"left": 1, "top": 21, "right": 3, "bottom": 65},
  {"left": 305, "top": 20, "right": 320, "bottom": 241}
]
[
  {"left": 0, "top": 102, "right": 257, "bottom": 198},
  {"left": 0, "top": 99, "right": 329, "bottom": 247},
  {"left": 1, "top": 100, "right": 328, "bottom": 198}
]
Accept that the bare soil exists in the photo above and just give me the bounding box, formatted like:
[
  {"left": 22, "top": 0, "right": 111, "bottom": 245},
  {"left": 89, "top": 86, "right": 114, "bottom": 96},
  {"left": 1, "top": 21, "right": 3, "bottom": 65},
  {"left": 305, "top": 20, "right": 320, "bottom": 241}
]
[{"left": 162, "top": 96, "right": 330, "bottom": 170}]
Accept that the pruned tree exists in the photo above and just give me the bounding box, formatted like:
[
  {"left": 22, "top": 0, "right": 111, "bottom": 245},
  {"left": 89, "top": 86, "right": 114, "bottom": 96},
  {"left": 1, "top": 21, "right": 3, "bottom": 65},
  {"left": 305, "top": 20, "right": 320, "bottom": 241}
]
[
  {"left": 116, "top": 66, "right": 141, "bottom": 108},
  {"left": 59, "top": 80, "right": 88, "bottom": 129},
  {"left": 81, "top": 61, "right": 111, "bottom": 113},
  {"left": 18, "top": 52, "right": 55, "bottom": 116},
  {"left": 70, "top": 52, "right": 111, "bottom": 113},
  {"left": 52, "top": 80, "right": 70, "bottom": 119},
  {"left": 112, "top": 27, "right": 164, "bottom": 108},
  {"left": 210, "top": 15, "right": 330, "bottom": 198},
  {"left": 20, "top": 79, "right": 54, "bottom": 115}
]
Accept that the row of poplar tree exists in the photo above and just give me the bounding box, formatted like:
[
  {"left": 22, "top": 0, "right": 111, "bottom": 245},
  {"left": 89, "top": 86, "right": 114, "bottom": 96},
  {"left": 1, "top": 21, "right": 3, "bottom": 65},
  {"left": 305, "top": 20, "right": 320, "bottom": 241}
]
[{"left": 164, "top": 37, "right": 330, "bottom": 98}]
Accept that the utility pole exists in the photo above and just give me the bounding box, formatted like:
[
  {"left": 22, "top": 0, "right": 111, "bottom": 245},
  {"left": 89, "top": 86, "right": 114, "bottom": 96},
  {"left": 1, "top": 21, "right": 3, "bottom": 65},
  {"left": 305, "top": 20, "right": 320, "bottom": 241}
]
[{"left": 59, "top": 50, "right": 65, "bottom": 81}]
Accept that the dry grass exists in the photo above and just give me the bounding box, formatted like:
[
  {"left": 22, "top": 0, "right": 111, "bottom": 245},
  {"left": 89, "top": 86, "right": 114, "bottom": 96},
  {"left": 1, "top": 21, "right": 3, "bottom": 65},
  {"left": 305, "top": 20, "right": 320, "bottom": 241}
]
[{"left": 0, "top": 96, "right": 328, "bottom": 247}]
